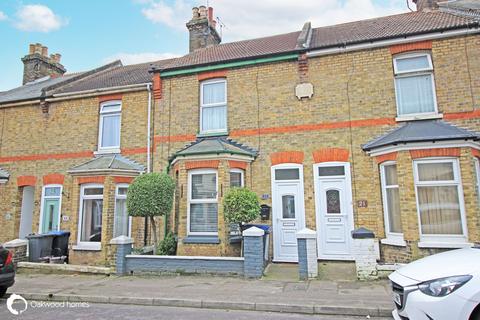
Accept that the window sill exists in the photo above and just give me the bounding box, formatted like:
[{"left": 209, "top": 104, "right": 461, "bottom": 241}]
[
  {"left": 183, "top": 236, "right": 220, "bottom": 244},
  {"left": 417, "top": 241, "right": 473, "bottom": 249},
  {"left": 395, "top": 113, "right": 443, "bottom": 122},
  {"left": 94, "top": 148, "right": 121, "bottom": 155},
  {"left": 72, "top": 244, "right": 101, "bottom": 251},
  {"left": 196, "top": 131, "right": 228, "bottom": 138},
  {"left": 380, "top": 238, "right": 407, "bottom": 247}
]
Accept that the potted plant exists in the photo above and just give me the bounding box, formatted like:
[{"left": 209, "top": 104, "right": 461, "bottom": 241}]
[
  {"left": 223, "top": 187, "right": 261, "bottom": 245},
  {"left": 127, "top": 172, "right": 175, "bottom": 254}
]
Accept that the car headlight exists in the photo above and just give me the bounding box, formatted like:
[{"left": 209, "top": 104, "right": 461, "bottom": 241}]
[{"left": 418, "top": 275, "right": 472, "bottom": 297}]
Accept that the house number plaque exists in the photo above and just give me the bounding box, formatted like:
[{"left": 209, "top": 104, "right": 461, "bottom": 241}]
[{"left": 357, "top": 200, "right": 368, "bottom": 208}]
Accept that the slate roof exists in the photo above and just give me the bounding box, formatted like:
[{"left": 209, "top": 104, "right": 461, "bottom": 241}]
[
  {"left": 172, "top": 136, "right": 258, "bottom": 159},
  {"left": 0, "top": 168, "right": 10, "bottom": 180},
  {"left": 68, "top": 154, "right": 145, "bottom": 174},
  {"left": 439, "top": 0, "right": 480, "bottom": 19},
  {"left": 56, "top": 58, "right": 177, "bottom": 94},
  {"left": 0, "top": 74, "right": 82, "bottom": 104},
  {"left": 362, "top": 120, "right": 480, "bottom": 151}
]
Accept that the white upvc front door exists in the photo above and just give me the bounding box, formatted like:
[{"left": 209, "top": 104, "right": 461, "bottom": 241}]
[
  {"left": 314, "top": 162, "right": 354, "bottom": 260},
  {"left": 271, "top": 164, "right": 305, "bottom": 262}
]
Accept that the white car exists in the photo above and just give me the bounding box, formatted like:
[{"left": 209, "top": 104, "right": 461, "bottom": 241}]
[{"left": 389, "top": 246, "right": 480, "bottom": 320}]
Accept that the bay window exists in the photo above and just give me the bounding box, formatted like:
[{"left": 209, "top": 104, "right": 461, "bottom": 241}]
[
  {"left": 393, "top": 53, "right": 438, "bottom": 117},
  {"left": 230, "top": 169, "right": 244, "bottom": 188},
  {"left": 114, "top": 184, "right": 131, "bottom": 238},
  {"left": 414, "top": 159, "right": 467, "bottom": 244},
  {"left": 98, "top": 101, "right": 121, "bottom": 152},
  {"left": 188, "top": 169, "right": 218, "bottom": 235},
  {"left": 380, "top": 162, "right": 403, "bottom": 245},
  {"left": 200, "top": 79, "right": 227, "bottom": 134},
  {"left": 78, "top": 184, "right": 104, "bottom": 250}
]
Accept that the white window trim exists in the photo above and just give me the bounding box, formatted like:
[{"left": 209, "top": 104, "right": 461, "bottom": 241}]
[
  {"left": 379, "top": 162, "right": 406, "bottom": 246},
  {"left": 230, "top": 168, "right": 244, "bottom": 187},
  {"left": 76, "top": 183, "right": 104, "bottom": 251},
  {"left": 38, "top": 184, "right": 63, "bottom": 234},
  {"left": 199, "top": 79, "right": 227, "bottom": 135},
  {"left": 475, "top": 158, "right": 480, "bottom": 205},
  {"left": 187, "top": 169, "right": 218, "bottom": 236},
  {"left": 393, "top": 52, "right": 439, "bottom": 119},
  {"left": 114, "top": 183, "right": 132, "bottom": 238},
  {"left": 98, "top": 100, "right": 122, "bottom": 153},
  {"left": 413, "top": 158, "right": 468, "bottom": 245}
]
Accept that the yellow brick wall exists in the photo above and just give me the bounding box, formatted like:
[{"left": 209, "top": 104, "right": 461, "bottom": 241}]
[
  {"left": 154, "top": 35, "right": 480, "bottom": 262},
  {"left": 0, "top": 90, "right": 150, "bottom": 265}
]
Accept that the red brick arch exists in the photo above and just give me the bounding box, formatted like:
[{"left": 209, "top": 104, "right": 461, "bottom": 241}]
[
  {"left": 312, "top": 148, "right": 349, "bottom": 163},
  {"left": 375, "top": 152, "right": 398, "bottom": 164},
  {"left": 270, "top": 151, "right": 304, "bottom": 165},
  {"left": 409, "top": 148, "right": 460, "bottom": 159},
  {"left": 17, "top": 175, "right": 36, "bottom": 187},
  {"left": 43, "top": 173, "right": 65, "bottom": 185}
]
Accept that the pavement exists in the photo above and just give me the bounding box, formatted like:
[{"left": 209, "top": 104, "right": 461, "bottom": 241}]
[{"left": 3, "top": 262, "right": 394, "bottom": 318}]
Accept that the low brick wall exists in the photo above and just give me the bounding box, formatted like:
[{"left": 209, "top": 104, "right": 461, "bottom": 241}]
[{"left": 125, "top": 255, "right": 245, "bottom": 276}]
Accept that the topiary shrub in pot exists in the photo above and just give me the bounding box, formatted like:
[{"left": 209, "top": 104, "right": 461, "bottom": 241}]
[
  {"left": 127, "top": 172, "right": 175, "bottom": 254},
  {"left": 223, "top": 187, "right": 261, "bottom": 245}
]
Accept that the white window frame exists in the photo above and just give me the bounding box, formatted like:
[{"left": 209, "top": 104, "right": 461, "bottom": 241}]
[
  {"left": 413, "top": 158, "right": 468, "bottom": 245},
  {"left": 379, "top": 162, "right": 406, "bottom": 246},
  {"left": 98, "top": 100, "right": 122, "bottom": 153},
  {"left": 393, "top": 52, "right": 439, "bottom": 119},
  {"left": 475, "top": 158, "right": 480, "bottom": 205},
  {"left": 114, "top": 183, "right": 132, "bottom": 238},
  {"left": 229, "top": 168, "right": 244, "bottom": 187},
  {"left": 187, "top": 169, "right": 218, "bottom": 236},
  {"left": 38, "top": 184, "right": 63, "bottom": 234},
  {"left": 75, "top": 183, "right": 104, "bottom": 250},
  {"left": 199, "top": 79, "right": 227, "bottom": 134}
]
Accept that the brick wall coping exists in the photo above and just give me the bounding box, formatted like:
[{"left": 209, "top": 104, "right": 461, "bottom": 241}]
[
  {"left": 125, "top": 255, "right": 245, "bottom": 261},
  {"left": 243, "top": 226, "right": 265, "bottom": 237},
  {"left": 296, "top": 228, "right": 317, "bottom": 239},
  {"left": 4, "top": 239, "right": 28, "bottom": 248},
  {"left": 110, "top": 236, "right": 134, "bottom": 245}
]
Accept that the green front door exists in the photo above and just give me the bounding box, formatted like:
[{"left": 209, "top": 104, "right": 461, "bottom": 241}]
[{"left": 41, "top": 199, "right": 60, "bottom": 233}]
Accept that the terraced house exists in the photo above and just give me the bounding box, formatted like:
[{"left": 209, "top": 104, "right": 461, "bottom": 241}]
[{"left": 0, "top": 0, "right": 479, "bottom": 266}]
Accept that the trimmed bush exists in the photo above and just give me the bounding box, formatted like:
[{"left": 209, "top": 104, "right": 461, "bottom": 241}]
[
  {"left": 127, "top": 172, "right": 175, "bottom": 253},
  {"left": 223, "top": 187, "right": 261, "bottom": 228},
  {"left": 157, "top": 232, "right": 177, "bottom": 255}
]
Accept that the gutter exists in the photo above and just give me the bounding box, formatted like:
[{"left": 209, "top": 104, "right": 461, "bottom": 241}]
[
  {"left": 51, "top": 83, "right": 151, "bottom": 99},
  {"left": 307, "top": 27, "right": 480, "bottom": 57},
  {"left": 0, "top": 99, "right": 42, "bottom": 108}
]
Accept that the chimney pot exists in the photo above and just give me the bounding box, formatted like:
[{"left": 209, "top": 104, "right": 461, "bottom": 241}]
[
  {"left": 41, "top": 46, "right": 48, "bottom": 57},
  {"left": 54, "top": 53, "right": 61, "bottom": 63},
  {"left": 34, "top": 43, "right": 42, "bottom": 54},
  {"left": 192, "top": 7, "right": 199, "bottom": 19},
  {"left": 199, "top": 5, "right": 207, "bottom": 18},
  {"left": 29, "top": 44, "right": 35, "bottom": 54},
  {"left": 413, "top": 0, "right": 439, "bottom": 11},
  {"left": 21, "top": 44, "right": 66, "bottom": 84},
  {"left": 208, "top": 7, "right": 213, "bottom": 23}
]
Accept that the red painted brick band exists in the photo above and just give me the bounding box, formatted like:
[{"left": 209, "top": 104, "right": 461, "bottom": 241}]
[
  {"left": 77, "top": 176, "right": 106, "bottom": 184},
  {"left": 113, "top": 176, "right": 134, "bottom": 184},
  {"left": 185, "top": 160, "right": 220, "bottom": 170}
]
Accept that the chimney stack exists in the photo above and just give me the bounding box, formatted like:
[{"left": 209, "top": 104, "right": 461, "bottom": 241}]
[
  {"left": 413, "top": 0, "right": 440, "bottom": 12},
  {"left": 21, "top": 43, "right": 66, "bottom": 85},
  {"left": 186, "top": 6, "right": 221, "bottom": 52}
]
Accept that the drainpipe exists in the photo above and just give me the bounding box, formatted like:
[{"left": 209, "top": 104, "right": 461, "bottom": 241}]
[
  {"left": 146, "top": 83, "right": 152, "bottom": 173},
  {"left": 144, "top": 83, "right": 152, "bottom": 247}
]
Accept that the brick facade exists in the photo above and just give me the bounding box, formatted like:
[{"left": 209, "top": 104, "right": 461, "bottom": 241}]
[{"left": 1, "top": 32, "right": 479, "bottom": 266}]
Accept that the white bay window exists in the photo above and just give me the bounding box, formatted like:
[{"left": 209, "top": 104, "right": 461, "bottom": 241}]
[
  {"left": 77, "top": 184, "right": 104, "bottom": 250},
  {"left": 380, "top": 162, "right": 404, "bottom": 245},
  {"left": 188, "top": 169, "right": 218, "bottom": 235},
  {"left": 114, "top": 184, "right": 131, "bottom": 238},
  {"left": 200, "top": 79, "right": 227, "bottom": 134},
  {"left": 414, "top": 159, "right": 467, "bottom": 245}
]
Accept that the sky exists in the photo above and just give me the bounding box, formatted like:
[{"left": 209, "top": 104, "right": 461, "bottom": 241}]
[{"left": 0, "top": 0, "right": 415, "bottom": 91}]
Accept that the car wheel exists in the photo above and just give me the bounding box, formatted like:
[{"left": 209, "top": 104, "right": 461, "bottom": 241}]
[
  {"left": 0, "top": 287, "right": 7, "bottom": 298},
  {"left": 470, "top": 304, "right": 480, "bottom": 320}
]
